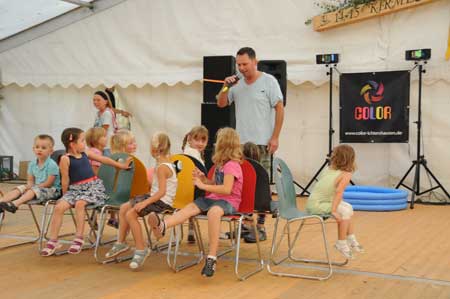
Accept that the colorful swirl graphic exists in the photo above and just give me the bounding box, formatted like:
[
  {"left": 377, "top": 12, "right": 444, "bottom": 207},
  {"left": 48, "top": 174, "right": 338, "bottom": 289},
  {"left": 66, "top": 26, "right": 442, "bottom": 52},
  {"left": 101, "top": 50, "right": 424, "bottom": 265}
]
[{"left": 360, "top": 81, "right": 384, "bottom": 105}]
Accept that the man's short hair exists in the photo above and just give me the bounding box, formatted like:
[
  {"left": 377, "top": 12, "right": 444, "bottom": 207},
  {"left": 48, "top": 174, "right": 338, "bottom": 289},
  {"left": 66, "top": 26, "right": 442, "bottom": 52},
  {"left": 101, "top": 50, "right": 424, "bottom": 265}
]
[
  {"left": 35, "top": 134, "right": 55, "bottom": 147},
  {"left": 237, "top": 47, "right": 256, "bottom": 59}
]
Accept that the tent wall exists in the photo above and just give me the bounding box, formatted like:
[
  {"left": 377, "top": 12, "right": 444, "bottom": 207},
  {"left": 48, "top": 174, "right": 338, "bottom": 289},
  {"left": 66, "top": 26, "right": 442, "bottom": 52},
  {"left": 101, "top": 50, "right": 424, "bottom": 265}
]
[
  {"left": 0, "top": 0, "right": 449, "bottom": 199},
  {"left": 1, "top": 81, "right": 449, "bottom": 198}
]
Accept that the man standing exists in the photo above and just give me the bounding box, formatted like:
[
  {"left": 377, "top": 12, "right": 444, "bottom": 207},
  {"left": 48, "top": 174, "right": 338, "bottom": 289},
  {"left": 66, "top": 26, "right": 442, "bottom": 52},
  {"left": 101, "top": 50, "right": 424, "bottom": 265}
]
[{"left": 216, "top": 47, "right": 284, "bottom": 242}]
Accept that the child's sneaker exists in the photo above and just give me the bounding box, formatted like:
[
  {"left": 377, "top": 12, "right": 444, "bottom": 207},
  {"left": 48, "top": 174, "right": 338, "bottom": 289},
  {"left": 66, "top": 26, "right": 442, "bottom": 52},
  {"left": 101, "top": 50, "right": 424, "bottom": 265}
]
[
  {"left": 219, "top": 231, "right": 231, "bottom": 240},
  {"left": 348, "top": 240, "right": 364, "bottom": 253},
  {"left": 201, "top": 257, "right": 217, "bottom": 277},
  {"left": 244, "top": 227, "right": 267, "bottom": 243},
  {"left": 105, "top": 242, "right": 130, "bottom": 258},
  {"left": 0, "top": 202, "right": 17, "bottom": 214},
  {"left": 334, "top": 241, "right": 354, "bottom": 259},
  {"left": 347, "top": 234, "right": 364, "bottom": 253},
  {"left": 129, "top": 248, "right": 150, "bottom": 270}
]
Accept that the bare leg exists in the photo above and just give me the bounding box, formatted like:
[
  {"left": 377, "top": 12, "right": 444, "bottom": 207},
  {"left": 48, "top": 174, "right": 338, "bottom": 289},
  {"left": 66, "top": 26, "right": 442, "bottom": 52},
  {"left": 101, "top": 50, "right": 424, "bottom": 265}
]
[
  {"left": 337, "top": 219, "right": 350, "bottom": 240},
  {"left": 347, "top": 218, "right": 354, "bottom": 236},
  {"left": 206, "top": 206, "right": 224, "bottom": 257},
  {"left": 74, "top": 200, "right": 88, "bottom": 237},
  {"left": 48, "top": 200, "right": 72, "bottom": 240},
  {"left": 11, "top": 190, "right": 36, "bottom": 207},
  {"left": 164, "top": 203, "right": 201, "bottom": 229},
  {"left": 0, "top": 189, "right": 21, "bottom": 202},
  {"left": 127, "top": 209, "right": 145, "bottom": 250},
  {"left": 118, "top": 202, "right": 132, "bottom": 242}
]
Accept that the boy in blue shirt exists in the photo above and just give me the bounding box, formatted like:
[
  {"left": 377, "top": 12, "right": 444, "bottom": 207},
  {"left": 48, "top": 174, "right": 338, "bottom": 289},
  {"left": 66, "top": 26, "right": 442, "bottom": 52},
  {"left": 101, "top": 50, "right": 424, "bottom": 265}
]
[{"left": 0, "top": 134, "right": 61, "bottom": 213}]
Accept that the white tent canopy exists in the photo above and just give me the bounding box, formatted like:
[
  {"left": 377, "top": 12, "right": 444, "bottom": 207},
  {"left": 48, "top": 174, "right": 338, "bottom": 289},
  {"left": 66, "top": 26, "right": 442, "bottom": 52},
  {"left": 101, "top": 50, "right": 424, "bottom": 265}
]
[
  {"left": 1, "top": 0, "right": 449, "bottom": 87},
  {"left": 0, "top": 0, "right": 449, "bottom": 199}
]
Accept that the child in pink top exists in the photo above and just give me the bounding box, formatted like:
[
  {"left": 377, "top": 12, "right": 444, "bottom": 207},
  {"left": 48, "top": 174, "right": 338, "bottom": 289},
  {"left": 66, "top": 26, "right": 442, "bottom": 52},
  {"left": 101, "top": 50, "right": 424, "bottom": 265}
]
[
  {"left": 148, "top": 127, "right": 243, "bottom": 278},
  {"left": 85, "top": 127, "right": 107, "bottom": 175}
]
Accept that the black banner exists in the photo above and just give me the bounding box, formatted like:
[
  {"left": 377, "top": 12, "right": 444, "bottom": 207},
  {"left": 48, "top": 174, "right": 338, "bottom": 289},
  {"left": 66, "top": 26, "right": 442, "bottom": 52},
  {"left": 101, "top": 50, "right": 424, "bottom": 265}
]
[{"left": 340, "top": 71, "right": 410, "bottom": 143}]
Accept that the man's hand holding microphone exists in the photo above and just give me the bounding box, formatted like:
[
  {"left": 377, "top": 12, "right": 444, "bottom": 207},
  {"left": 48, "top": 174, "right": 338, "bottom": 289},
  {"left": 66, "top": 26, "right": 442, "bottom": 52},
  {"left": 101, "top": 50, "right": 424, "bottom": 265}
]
[{"left": 221, "top": 73, "right": 242, "bottom": 93}]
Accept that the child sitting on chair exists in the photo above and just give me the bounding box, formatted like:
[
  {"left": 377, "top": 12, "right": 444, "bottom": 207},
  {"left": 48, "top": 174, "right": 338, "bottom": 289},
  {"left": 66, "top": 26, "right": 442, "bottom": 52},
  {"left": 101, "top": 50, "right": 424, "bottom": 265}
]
[
  {"left": 85, "top": 127, "right": 108, "bottom": 175},
  {"left": 305, "top": 144, "right": 363, "bottom": 259},
  {"left": 106, "top": 129, "right": 137, "bottom": 228},
  {"left": 40, "top": 128, "right": 131, "bottom": 256},
  {"left": 182, "top": 125, "right": 209, "bottom": 243},
  {"left": 0, "top": 135, "right": 61, "bottom": 213},
  {"left": 105, "top": 132, "right": 177, "bottom": 270},
  {"left": 148, "top": 127, "right": 243, "bottom": 278},
  {"left": 182, "top": 125, "right": 208, "bottom": 166}
]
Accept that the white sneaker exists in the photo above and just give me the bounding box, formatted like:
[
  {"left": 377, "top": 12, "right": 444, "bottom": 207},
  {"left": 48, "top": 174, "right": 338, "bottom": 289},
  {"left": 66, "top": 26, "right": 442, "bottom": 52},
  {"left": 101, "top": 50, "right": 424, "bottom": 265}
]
[
  {"left": 348, "top": 241, "right": 364, "bottom": 253},
  {"left": 334, "top": 242, "right": 354, "bottom": 259},
  {"left": 129, "top": 248, "right": 151, "bottom": 270}
]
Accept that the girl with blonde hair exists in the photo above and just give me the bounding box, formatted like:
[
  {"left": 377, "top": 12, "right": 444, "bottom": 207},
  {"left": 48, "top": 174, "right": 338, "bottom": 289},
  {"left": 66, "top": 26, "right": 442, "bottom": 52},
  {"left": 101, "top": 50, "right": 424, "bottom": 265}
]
[
  {"left": 106, "top": 129, "right": 137, "bottom": 228},
  {"left": 110, "top": 129, "right": 137, "bottom": 154}
]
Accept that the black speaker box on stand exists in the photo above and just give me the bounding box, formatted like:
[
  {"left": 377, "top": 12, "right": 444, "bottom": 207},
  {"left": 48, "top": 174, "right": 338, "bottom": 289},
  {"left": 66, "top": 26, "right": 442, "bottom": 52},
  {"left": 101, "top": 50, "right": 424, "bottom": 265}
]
[
  {"left": 203, "top": 56, "right": 236, "bottom": 103},
  {"left": 201, "top": 102, "right": 236, "bottom": 170},
  {"left": 258, "top": 60, "right": 287, "bottom": 106},
  {"left": 202, "top": 55, "right": 237, "bottom": 169}
]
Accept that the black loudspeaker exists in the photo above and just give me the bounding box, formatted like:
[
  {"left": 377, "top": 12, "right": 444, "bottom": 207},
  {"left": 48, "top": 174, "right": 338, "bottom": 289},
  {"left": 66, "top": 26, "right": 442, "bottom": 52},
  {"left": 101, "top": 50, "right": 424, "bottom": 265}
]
[
  {"left": 203, "top": 56, "right": 236, "bottom": 103},
  {"left": 258, "top": 60, "right": 287, "bottom": 106},
  {"left": 201, "top": 102, "right": 236, "bottom": 169}
]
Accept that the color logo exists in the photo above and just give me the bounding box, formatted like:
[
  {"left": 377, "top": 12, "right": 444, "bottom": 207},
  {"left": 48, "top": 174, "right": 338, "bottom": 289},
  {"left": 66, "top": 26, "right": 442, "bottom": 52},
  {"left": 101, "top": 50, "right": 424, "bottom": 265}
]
[{"left": 360, "top": 81, "right": 384, "bottom": 105}]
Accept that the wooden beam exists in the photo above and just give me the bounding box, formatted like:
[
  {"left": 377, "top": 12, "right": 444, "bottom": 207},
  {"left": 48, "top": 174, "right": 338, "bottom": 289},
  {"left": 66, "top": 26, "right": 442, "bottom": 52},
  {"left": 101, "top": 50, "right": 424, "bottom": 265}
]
[{"left": 313, "top": 0, "right": 438, "bottom": 32}]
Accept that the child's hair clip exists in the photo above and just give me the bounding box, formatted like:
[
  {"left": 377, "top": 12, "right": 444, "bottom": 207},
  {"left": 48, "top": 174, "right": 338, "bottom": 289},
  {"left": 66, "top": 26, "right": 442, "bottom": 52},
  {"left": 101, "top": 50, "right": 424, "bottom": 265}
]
[{"left": 69, "top": 134, "right": 73, "bottom": 141}]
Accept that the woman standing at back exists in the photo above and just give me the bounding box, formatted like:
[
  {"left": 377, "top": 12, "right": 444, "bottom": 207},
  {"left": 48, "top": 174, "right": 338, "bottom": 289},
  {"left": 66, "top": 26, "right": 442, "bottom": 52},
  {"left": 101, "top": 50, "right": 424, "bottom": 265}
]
[{"left": 93, "top": 91, "right": 117, "bottom": 156}]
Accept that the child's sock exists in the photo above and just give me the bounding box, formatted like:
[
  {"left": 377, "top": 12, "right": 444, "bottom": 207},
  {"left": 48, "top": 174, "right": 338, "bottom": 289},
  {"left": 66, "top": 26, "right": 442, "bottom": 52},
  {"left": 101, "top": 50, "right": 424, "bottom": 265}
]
[
  {"left": 347, "top": 234, "right": 357, "bottom": 243},
  {"left": 207, "top": 255, "right": 217, "bottom": 260},
  {"left": 336, "top": 239, "right": 348, "bottom": 247}
]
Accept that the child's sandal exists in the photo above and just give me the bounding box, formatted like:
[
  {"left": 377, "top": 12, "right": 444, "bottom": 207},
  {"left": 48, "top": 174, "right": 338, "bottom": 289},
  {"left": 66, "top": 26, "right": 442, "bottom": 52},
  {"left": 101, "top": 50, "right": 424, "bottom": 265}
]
[
  {"left": 40, "top": 240, "right": 61, "bottom": 257},
  {"left": 68, "top": 237, "right": 84, "bottom": 254},
  {"left": 148, "top": 212, "right": 165, "bottom": 240}
]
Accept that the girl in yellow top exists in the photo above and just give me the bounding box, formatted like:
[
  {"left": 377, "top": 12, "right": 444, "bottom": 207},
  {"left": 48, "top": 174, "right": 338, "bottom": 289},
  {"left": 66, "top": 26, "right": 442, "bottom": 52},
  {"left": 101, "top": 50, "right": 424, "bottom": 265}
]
[{"left": 306, "top": 144, "right": 363, "bottom": 259}]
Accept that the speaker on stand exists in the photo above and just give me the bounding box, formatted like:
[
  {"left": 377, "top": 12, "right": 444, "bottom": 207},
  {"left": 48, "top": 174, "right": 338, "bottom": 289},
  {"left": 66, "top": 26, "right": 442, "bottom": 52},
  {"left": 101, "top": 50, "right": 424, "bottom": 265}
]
[{"left": 202, "top": 56, "right": 237, "bottom": 169}]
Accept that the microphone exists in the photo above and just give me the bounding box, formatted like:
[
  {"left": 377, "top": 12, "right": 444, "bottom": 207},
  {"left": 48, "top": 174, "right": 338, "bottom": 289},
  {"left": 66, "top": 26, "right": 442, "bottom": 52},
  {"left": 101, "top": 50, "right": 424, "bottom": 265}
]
[{"left": 221, "top": 73, "right": 242, "bottom": 93}]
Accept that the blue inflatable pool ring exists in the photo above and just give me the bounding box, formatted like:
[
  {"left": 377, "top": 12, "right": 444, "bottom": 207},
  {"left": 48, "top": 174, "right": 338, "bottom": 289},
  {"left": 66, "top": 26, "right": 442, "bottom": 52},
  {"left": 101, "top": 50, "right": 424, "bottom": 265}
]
[{"left": 343, "top": 186, "right": 408, "bottom": 211}]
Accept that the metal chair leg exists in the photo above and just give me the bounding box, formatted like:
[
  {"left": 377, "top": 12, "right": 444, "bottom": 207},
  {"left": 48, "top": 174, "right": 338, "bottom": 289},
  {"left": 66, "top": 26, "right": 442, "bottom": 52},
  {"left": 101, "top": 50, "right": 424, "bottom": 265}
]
[
  {"left": 233, "top": 217, "right": 264, "bottom": 281},
  {"left": 0, "top": 204, "right": 42, "bottom": 250},
  {"left": 167, "top": 217, "right": 204, "bottom": 272}
]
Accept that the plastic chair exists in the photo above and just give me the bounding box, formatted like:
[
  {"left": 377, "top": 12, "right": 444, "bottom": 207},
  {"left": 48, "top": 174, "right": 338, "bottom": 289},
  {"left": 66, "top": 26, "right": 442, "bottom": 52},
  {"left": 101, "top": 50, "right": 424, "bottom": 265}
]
[
  {"left": 94, "top": 153, "right": 135, "bottom": 263},
  {"left": 267, "top": 157, "right": 347, "bottom": 280},
  {"left": 246, "top": 158, "right": 272, "bottom": 213},
  {"left": 192, "top": 159, "right": 264, "bottom": 280},
  {"left": 166, "top": 154, "right": 207, "bottom": 272}
]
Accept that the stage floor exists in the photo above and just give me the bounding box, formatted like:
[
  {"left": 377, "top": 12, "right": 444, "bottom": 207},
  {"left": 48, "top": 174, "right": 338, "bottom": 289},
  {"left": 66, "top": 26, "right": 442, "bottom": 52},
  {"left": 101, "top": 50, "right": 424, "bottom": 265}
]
[{"left": 1, "top": 182, "right": 450, "bottom": 299}]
